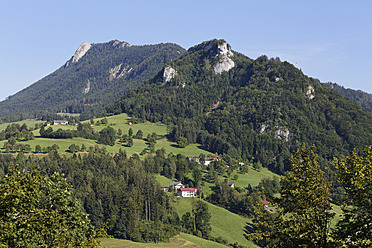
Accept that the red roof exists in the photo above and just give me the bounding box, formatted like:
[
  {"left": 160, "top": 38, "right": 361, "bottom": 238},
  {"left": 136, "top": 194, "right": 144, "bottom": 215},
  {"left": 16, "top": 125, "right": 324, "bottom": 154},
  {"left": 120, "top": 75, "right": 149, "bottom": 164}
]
[
  {"left": 180, "top": 188, "right": 197, "bottom": 192},
  {"left": 205, "top": 155, "right": 219, "bottom": 161},
  {"left": 262, "top": 200, "right": 269, "bottom": 205}
]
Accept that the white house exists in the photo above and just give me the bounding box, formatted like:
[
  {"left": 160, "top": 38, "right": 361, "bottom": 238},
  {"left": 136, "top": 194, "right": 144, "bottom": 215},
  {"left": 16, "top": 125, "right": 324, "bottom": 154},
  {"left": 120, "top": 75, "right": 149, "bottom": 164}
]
[
  {"left": 53, "top": 120, "right": 68, "bottom": 125},
  {"left": 179, "top": 188, "right": 197, "bottom": 197},
  {"left": 204, "top": 155, "right": 219, "bottom": 165},
  {"left": 161, "top": 181, "right": 184, "bottom": 192}
]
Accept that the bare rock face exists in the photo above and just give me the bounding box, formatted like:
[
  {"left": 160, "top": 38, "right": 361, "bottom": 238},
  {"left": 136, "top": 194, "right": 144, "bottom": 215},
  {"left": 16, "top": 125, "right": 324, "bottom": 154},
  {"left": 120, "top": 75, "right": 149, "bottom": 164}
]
[
  {"left": 202, "top": 41, "right": 235, "bottom": 74},
  {"left": 275, "top": 127, "right": 290, "bottom": 141},
  {"left": 163, "top": 66, "right": 177, "bottom": 84},
  {"left": 111, "top": 40, "right": 131, "bottom": 48},
  {"left": 72, "top": 42, "right": 91, "bottom": 63},
  {"left": 306, "top": 85, "right": 315, "bottom": 99},
  {"left": 109, "top": 63, "right": 132, "bottom": 79}
]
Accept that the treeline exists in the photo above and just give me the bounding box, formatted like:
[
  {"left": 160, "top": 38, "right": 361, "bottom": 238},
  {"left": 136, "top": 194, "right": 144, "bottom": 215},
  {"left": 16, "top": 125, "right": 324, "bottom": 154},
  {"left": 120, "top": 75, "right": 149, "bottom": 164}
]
[{"left": 0, "top": 123, "right": 34, "bottom": 141}]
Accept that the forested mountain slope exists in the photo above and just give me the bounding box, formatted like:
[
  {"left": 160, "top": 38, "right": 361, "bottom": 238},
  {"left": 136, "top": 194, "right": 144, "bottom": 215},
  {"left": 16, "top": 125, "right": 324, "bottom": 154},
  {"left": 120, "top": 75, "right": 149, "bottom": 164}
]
[
  {"left": 324, "top": 82, "right": 372, "bottom": 113},
  {"left": 0, "top": 40, "right": 185, "bottom": 122},
  {"left": 108, "top": 39, "right": 372, "bottom": 174}
]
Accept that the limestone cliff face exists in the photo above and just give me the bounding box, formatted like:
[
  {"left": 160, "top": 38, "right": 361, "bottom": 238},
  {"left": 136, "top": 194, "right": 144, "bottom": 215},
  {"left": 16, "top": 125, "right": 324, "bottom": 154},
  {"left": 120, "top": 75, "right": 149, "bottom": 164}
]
[
  {"left": 163, "top": 66, "right": 177, "bottom": 84},
  {"left": 213, "top": 42, "right": 235, "bottom": 74},
  {"left": 199, "top": 40, "right": 235, "bottom": 74},
  {"left": 72, "top": 42, "right": 92, "bottom": 63}
]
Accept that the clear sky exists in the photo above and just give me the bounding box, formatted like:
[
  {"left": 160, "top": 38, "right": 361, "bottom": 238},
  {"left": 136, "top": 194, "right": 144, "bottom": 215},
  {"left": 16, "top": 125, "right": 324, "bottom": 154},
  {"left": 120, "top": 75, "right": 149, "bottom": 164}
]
[{"left": 0, "top": 0, "right": 371, "bottom": 101}]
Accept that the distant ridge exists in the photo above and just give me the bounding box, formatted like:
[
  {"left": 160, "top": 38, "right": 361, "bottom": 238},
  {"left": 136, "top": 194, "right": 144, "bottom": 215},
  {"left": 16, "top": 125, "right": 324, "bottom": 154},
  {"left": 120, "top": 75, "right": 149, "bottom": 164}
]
[
  {"left": 324, "top": 82, "right": 372, "bottom": 113},
  {"left": 0, "top": 40, "right": 185, "bottom": 122}
]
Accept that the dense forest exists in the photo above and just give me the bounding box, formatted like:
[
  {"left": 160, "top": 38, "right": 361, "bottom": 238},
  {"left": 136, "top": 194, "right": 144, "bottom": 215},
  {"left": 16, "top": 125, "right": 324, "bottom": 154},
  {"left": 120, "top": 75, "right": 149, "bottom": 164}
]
[
  {"left": 0, "top": 40, "right": 185, "bottom": 122},
  {"left": 107, "top": 39, "right": 372, "bottom": 175}
]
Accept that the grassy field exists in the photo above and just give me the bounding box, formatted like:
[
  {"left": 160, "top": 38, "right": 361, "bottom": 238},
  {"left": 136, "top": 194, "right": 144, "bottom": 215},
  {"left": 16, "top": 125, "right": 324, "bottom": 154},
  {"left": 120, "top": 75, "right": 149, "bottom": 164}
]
[
  {"left": 195, "top": 166, "right": 279, "bottom": 196},
  {"left": 100, "top": 233, "right": 229, "bottom": 248},
  {"left": 155, "top": 174, "right": 174, "bottom": 187},
  {"left": 0, "top": 119, "right": 44, "bottom": 131},
  {"left": 173, "top": 198, "right": 258, "bottom": 248},
  {"left": 235, "top": 167, "right": 278, "bottom": 188},
  {"left": 1, "top": 113, "right": 213, "bottom": 158},
  {"left": 83, "top": 114, "right": 168, "bottom": 137}
]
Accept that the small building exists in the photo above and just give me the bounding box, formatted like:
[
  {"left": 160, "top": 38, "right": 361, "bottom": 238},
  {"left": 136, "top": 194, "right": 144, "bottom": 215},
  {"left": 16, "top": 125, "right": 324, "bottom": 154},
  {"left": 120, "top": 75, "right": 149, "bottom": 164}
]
[
  {"left": 188, "top": 157, "right": 201, "bottom": 164},
  {"left": 179, "top": 188, "right": 197, "bottom": 197},
  {"left": 227, "top": 181, "right": 235, "bottom": 188},
  {"left": 204, "top": 155, "right": 219, "bottom": 165},
  {"left": 262, "top": 200, "right": 269, "bottom": 210},
  {"left": 161, "top": 181, "right": 184, "bottom": 192},
  {"left": 53, "top": 120, "right": 68, "bottom": 125}
]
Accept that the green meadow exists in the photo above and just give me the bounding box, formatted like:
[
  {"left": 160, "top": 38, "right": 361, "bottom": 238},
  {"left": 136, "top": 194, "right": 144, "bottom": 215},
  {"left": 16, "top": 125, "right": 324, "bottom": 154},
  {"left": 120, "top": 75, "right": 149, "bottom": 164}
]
[
  {"left": 173, "top": 197, "right": 258, "bottom": 248},
  {"left": 100, "top": 233, "right": 229, "bottom": 248},
  {"left": 0, "top": 119, "right": 43, "bottom": 131},
  {"left": 1, "top": 113, "right": 212, "bottom": 157}
]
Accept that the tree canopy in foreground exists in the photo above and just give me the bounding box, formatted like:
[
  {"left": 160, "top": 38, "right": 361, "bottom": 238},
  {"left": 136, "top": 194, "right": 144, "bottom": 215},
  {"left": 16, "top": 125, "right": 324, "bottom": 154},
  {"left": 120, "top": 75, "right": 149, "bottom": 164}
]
[
  {"left": 249, "top": 145, "right": 334, "bottom": 247},
  {"left": 333, "top": 145, "right": 372, "bottom": 247},
  {"left": 0, "top": 164, "right": 100, "bottom": 248}
]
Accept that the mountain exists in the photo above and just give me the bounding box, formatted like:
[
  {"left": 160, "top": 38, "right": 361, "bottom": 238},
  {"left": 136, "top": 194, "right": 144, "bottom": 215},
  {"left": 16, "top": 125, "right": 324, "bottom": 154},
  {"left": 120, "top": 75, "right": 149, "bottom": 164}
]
[
  {"left": 0, "top": 40, "right": 185, "bottom": 122},
  {"left": 324, "top": 82, "right": 372, "bottom": 113},
  {"left": 108, "top": 39, "right": 372, "bottom": 174}
]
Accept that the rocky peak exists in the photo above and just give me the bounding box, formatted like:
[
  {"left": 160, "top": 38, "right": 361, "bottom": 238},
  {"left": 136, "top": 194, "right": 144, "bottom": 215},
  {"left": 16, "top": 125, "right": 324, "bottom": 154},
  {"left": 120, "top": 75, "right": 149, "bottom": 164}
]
[
  {"left": 198, "top": 39, "right": 235, "bottom": 74},
  {"left": 111, "top": 40, "right": 131, "bottom": 48},
  {"left": 72, "top": 42, "right": 91, "bottom": 63}
]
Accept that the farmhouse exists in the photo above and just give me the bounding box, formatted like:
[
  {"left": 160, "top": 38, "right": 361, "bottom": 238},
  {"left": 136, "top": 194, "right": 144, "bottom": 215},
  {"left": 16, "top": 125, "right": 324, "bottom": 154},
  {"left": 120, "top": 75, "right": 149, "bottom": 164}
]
[
  {"left": 179, "top": 188, "right": 197, "bottom": 197},
  {"left": 53, "top": 120, "right": 68, "bottom": 125},
  {"left": 204, "top": 155, "right": 219, "bottom": 165},
  {"left": 161, "top": 181, "right": 184, "bottom": 192}
]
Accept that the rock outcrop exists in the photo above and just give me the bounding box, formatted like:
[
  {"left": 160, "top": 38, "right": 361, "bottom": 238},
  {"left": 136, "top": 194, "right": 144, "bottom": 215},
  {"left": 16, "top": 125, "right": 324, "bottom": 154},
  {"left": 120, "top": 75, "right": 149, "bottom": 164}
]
[
  {"left": 72, "top": 42, "right": 91, "bottom": 63},
  {"left": 163, "top": 66, "right": 176, "bottom": 84},
  {"left": 306, "top": 85, "right": 315, "bottom": 99}
]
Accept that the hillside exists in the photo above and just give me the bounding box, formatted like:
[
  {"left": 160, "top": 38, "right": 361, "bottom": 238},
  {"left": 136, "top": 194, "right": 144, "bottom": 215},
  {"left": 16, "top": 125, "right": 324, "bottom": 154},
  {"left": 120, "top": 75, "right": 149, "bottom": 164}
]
[
  {"left": 324, "top": 82, "right": 372, "bottom": 113},
  {"left": 0, "top": 113, "right": 211, "bottom": 158},
  {"left": 0, "top": 40, "right": 185, "bottom": 122},
  {"left": 108, "top": 39, "right": 372, "bottom": 174}
]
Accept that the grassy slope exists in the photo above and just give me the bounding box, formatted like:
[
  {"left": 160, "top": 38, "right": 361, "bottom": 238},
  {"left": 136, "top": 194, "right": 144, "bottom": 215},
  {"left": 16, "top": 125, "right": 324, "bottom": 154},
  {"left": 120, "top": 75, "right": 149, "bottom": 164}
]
[
  {"left": 0, "top": 113, "right": 212, "bottom": 157},
  {"left": 155, "top": 174, "right": 174, "bottom": 187},
  {"left": 0, "top": 119, "right": 43, "bottom": 131},
  {"left": 198, "top": 167, "right": 279, "bottom": 196},
  {"left": 174, "top": 198, "right": 258, "bottom": 248},
  {"left": 100, "top": 233, "right": 229, "bottom": 248}
]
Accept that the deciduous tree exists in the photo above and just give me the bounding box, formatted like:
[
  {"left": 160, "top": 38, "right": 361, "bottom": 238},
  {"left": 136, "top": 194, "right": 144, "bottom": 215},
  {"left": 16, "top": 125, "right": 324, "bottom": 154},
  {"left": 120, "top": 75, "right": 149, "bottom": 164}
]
[
  {"left": 333, "top": 145, "right": 372, "bottom": 247},
  {"left": 0, "top": 164, "right": 100, "bottom": 247}
]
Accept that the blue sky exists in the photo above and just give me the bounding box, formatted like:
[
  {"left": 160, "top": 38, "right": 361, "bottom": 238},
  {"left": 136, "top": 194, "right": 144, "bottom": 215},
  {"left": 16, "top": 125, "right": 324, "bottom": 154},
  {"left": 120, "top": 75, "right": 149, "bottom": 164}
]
[{"left": 0, "top": 0, "right": 371, "bottom": 101}]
